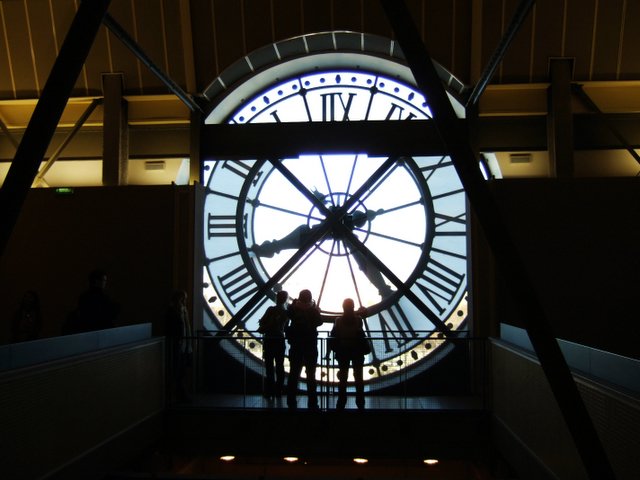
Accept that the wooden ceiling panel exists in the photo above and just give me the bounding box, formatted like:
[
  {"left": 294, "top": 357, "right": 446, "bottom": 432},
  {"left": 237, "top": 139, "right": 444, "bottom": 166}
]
[
  {"left": 500, "top": 0, "right": 534, "bottom": 83},
  {"left": 190, "top": 0, "right": 216, "bottom": 91},
  {"left": 564, "top": 0, "right": 597, "bottom": 80},
  {"left": 480, "top": 0, "right": 505, "bottom": 84},
  {"left": 620, "top": 0, "right": 640, "bottom": 80},
  {"left": 423, "top": 0, "right": 455, "bottom": 76},
  {"left": 107, "top": 1, "right": 144, "bottom": 94},
  {"left": 212, "top": 0, "right": 245, "bottom": 78},
  {"left": 0, "top": 3, "right": 15, "bottom": 98},
  {"left": 243, "top": 0, "right": 274, "bottom": 56},
  {"left": 131, "top": 0, "right": 168, "bottom": 93},
  {"left": 161, "top": 0, "right": 187, "bottom": 91},
  {"left": 2, "top": 1, "right": 38, "bottom": 98},
  {"left": 301, "top": 0, "right": 332, "bottom": 34},
  {"left": 591, "top": 0, "right": 624, "bottom": 81},
  {"left": 362, "top": 6, "right": 390, "bottom": 41},
  {"left": 50, "top": 0, "right": 88, "bottom": 96},
  {"left": 272, "top": 0, "right": 302, "bottom": 41},
  {"left": 0, "top": 0, "right": 638, "bottom": 106},
  {"left": 26, "top": 0, "right": 58, "bottom": 96},
  {"left": 451, "top": 0, "right": 471, "bottom": 83},
  {"left": 83, "top": 26, "right": 112, "bottom": 96},
  {"left": 331, "top": 0, "right": 363, "bottom": 32},
  {"left": 530, "top": 1, "right": 565, "bottom": 83}
]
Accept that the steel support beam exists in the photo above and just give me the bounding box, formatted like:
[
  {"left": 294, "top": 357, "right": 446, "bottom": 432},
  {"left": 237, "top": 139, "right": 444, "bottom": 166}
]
[
  {"left": 102, "top": 13, "right": 202, "bottom": 114},
  {"left": 548, "top": 58, "right": 575, "bottom": 177},
  {"left": 0, "top": 117, "right": 19, "bottom": 149},
  {"left": 380, "top": 1, "right": 615, "bottom": 479},
  {"left": 465, "top": 0, "right": 536, "bottom": 110},
  {"left": 102, "top": 73, "right": 129, "bottom": 186},
  {"left": 0, "top": 0, "right": 112, "bottom": 258},
  {"left": 34, "top": 98, "right": 102, "bottom": 186},
  {"left": 573, "top": 83, "right": 640, "bottom": 166}
]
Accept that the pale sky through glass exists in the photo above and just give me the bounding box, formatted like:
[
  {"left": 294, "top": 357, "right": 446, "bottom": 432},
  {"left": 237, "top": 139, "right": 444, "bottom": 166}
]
[
  {"left": 252, "top": 154, "right": 426, "bottom": 315},
  {"left": 218, "top": 71, "right": 438, "bottom": 315}
]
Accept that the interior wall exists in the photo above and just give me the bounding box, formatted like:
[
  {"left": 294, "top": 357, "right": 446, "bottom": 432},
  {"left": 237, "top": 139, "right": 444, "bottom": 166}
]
[
  {"left": 0, "top": 185, "right": 196, "bottom": 343},
  {"left": 0, "top": 338, "right": 165, "bottom": 480},
  {"left": 486, "top": 178, "right": 640, "bottom": 359},
  {"left": 491, "top": 340, "right": 640, "bottom": 480}
]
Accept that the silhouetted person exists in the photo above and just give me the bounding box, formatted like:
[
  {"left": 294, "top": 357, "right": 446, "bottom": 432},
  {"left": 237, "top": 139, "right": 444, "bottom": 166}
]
[
  {"left": 165, "top": 290, "right": 193, "bottom": 402},
  {"left": 286, "top": 289, "right": 323, "bottom": 410},
  {"left": 64, "top": 269, "right": 119, "bottom": 334},
  {"left": 11, "top": 290, "right": 43, "bottom": 343},
  {"left": 330, "top": 298, "right": 369, "bottom": 410},
  {"left": 258, "top": 290, "right": 289, "bottom": 399}
]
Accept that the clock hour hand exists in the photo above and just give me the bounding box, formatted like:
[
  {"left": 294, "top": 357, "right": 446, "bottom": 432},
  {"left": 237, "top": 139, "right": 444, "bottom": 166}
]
[
  {"left": 344, "top": 208, "right": 384, "bottom": 230},
  {"left": 252, "top": 224, "right": 318, "bottom": 258}
]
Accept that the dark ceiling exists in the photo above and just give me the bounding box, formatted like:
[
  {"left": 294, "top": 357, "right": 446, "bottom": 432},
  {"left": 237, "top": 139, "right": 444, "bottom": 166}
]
[{"left": 0, "top": 0, "right": 638, "bottom": 102}]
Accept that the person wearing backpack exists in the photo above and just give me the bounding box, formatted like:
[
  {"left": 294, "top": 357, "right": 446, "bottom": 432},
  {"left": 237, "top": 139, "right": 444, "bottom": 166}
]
[
  {"left": 285, "top": 289, "right": 323, "bottom": 410},
  {"left": 258, "top": 290, "right": 289, "bottom": 399},
  {"left": 330, "top": 298, "right": 370, "bottom": 410}
]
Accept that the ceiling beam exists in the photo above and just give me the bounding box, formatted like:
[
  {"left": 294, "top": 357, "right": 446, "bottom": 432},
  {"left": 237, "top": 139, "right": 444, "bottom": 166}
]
[
  {"left": 466, "top": 0, "right": 536, "bottom": 110},
  {"left": 380, "top": 1, "right": 616, "bottom": 479},
  {"left": 102, "top": 13, "right": 202, "bottom": 113},
  {"left": 0, "top": 0, "right": 112, "bottom": 257},
  {"left": 198, "top": 115, "right": 640, "bottom": 159}
]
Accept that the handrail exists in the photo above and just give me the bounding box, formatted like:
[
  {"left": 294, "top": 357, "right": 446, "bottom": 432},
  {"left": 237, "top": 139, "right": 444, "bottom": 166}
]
[
  {"left": 187, "top": 333, "right": 486, "bottom": 407},
  {"left": 0, "top": 323, "right": 153, "bottom": 371}
]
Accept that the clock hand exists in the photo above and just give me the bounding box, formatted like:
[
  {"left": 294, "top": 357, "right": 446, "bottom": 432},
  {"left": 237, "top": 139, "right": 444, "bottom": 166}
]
[
  {"left": 252, "top": 224, "right": 318, "bottom": 258},
  {"left": 251, "top": 207, "right": 379, "bottom": 258},
  {"left": 344, "top": 208, "right": 384, "bottom": 229},
  {"left": 350, "top": 248, "right": 394, "bottom": 298}
]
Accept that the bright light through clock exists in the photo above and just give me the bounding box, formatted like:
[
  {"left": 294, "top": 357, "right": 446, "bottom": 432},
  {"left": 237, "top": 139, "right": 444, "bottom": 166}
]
[
  {"left": 202, "top": 60, "right": 470, "bottom": 387},
  {"left": 251, "top": 154, "right": 427, "bottom": 315}
]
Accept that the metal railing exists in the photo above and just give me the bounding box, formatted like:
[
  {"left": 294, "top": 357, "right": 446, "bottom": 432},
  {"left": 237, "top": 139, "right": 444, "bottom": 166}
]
[{"left": 178, "top": 332, "right": 487, "bottom": 409}]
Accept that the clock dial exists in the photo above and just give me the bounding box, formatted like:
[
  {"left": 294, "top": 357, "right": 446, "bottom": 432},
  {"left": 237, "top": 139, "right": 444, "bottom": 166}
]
[{"left": 203, "top": 68, "right": 468, "bottom": 388}]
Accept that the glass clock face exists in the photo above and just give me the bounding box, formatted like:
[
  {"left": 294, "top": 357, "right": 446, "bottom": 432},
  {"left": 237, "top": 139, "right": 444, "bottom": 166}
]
[{"left": 203, "top": 68, "right": 468, "bottom": 388}]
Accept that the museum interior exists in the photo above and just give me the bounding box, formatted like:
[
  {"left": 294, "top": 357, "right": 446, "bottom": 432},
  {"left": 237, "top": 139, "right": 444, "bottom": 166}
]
[{"left": 0, "top": 1, "right": 638, "bottom": 479}]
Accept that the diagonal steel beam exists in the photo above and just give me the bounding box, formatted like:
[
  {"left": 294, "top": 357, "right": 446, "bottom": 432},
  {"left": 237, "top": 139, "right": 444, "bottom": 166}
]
[
  {"left": 380, "top": 1, "right": 615, "bottom": 479},
  {"left": 102, "top": 13, "right": 202, "bottom": 114},
  {"left": 0, "top": 0, "right": 112, "bottom": 258},
  {"left": 572, "top": 83, "right": 640, "bottom": 166},
  {"left": 466, "top": 0, "right": 536, "bottom": 110},
  {"left": 34, "top": 98, "right": 103, "bottom": 186},
  {"left": 0, "top": 116, "right": 19, "bottom": 149}
]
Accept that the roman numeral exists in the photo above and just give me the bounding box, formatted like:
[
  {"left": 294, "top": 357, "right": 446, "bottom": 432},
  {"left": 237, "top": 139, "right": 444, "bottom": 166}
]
[
  {"left": 220, "top": 160, "right": 263, "bottom": 187},
  {"left": 207, "top": 214, "right": 235, "bottom": 239},
  {"left": 321, "top": 92, "right": 356, "bottom": 121},
  {"left": 270, "top": 110, "right": 282, "bottom": 122},
  {"left": 217, "top": 264, "right": 258, "bottom": 307},
  {"left": 419, "top": 157, "right": 454, "bottom": 180},
  {"left": 385, "top": 103, "right": 417, "bottom": 121},
  {"left": 373, "top": 305, "right": 417, "bottom": 354},
  {"left": 434, "top": 212, "right": 467, "bottom": 236},
  {"left": 414, "top": 259, "right": 465, "bottom": 315}
]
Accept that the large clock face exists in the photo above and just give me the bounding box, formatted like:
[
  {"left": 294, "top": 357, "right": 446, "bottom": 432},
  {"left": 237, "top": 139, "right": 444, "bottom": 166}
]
[{"left": 203, "top": 66, "right": 468, "bottom": 389}]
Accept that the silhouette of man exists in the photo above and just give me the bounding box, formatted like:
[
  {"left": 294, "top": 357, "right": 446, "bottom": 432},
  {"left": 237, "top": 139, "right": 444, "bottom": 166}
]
[
  {"left": 285, "top": 289, "right": 323, "bottom": 410},
  {"left": 258, "top": 290, "right": 289, "bottom": 399}
]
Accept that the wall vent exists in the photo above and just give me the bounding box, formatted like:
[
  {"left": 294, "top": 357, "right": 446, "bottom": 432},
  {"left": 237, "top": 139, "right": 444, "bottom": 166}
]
[
  {"left": 510, "top": 153, "right": 532, "bottom": 164},
  {"left": 145, "top": 160, "right": 166, "bottom": 171}
]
